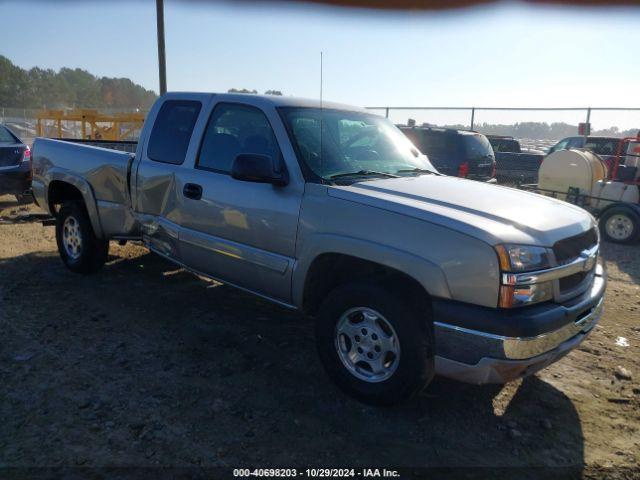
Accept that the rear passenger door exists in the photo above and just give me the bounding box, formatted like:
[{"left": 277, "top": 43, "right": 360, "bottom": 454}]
[
  {"left": 176, "top": 101, "right": 303, "bottom": 304},
  {"left": 135, "top": 97, "right": 205, "bottom": 259}
]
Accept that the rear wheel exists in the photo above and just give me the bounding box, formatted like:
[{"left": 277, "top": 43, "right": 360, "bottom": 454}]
[
  {"left": 315, "top": 281, "right": 435, "bottom": 406},
  {"left": 599, "top": 206, "right": 640, "bottom": 244},
  {"left": 55, "top": 201, "right": 109, "bottom": 273}
]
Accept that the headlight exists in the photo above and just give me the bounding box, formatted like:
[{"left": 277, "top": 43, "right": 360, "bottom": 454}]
[
  {"left": 495, "top": 244, "right": 552, "bottom": 272},
  {"left": 495, "top": 244, "right": 554, "bottom": 308}
]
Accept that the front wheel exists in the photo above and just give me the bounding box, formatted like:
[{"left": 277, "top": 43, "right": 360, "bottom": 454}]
[
  {"left": 315, "top": 281, "right": 435, "bottom": 406},
  {"left": 599, "top": 206, "right": 640, "bottom": 244},
  {"left": 55, "top": 201, "right": 109, "bottom": 274}
]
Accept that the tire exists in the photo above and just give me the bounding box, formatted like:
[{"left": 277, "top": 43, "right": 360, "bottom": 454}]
[
  {"left": 55, "top": 201, "right": 109, "bottom": 274},
  {"left": 599, "top": 206, "right": 640, "bottom": 244},
  {"left": 315, "top": 281, "right": 435, "bottom": 406}
]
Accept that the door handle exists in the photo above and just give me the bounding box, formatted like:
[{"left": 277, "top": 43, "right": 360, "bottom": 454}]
[{"left": 183, "top": 183, "right": 203, "bottom": 200}]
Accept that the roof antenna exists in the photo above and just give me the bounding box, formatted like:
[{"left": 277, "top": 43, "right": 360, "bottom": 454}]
[
  {"left": 320, "top": 51, "right": 323, "bottom": 110},
  {"left": 320, "top": 51, "right": 324, "bottom": 177}
]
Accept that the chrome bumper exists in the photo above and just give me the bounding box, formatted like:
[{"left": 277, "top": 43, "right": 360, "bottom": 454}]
[
  {"left": 434, "top": 324, "right": 597, "bottom": 384},
  {"left": 434, "top": 265, "right": 605, "bottom": 384}
]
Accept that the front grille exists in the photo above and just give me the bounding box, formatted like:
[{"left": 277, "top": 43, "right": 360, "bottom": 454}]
[
  {"left": 0, "top": 146, "right": 24, "bottom": 167},
  {"left": 553, "top": 228, "right": 598, "bottom": 264}
]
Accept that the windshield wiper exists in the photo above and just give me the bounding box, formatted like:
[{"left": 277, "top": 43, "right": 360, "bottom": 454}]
[
  {"left": 328, "top": 170, "right": 400, "bottom": 180},
  {"left": 396, "top": 168, "right": 437, "bottom": 175}
]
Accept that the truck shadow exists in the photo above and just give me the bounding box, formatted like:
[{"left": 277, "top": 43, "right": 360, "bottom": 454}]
[
  {"left": 0, "top": 249, "right": 584, "bottom": 472},
  {"left": 600, "top": 241, "right": 640, "bottom": 286}
]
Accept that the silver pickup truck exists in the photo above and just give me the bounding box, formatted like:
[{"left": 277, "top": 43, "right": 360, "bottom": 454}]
[{"left": 31, "top": 93, "right": 606, "bottom": 405}]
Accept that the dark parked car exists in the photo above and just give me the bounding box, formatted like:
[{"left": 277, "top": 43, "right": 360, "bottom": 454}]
[
  {"left": 0, "top": 124, "right": 31, "bottom": 201},
  {"left": 486, "top": 135, "right": 545, "bottom": 185},
  {"left": 399, "top": 126, "right": 496, "bottom": 182}
]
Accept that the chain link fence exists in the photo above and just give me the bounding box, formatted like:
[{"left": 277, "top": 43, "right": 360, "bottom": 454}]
[
  {"left": 2, "top": 105, "right": 639, "bottom": 187},
  {"left": 367, "top": 106, "right": 640, "bottom": 186}
]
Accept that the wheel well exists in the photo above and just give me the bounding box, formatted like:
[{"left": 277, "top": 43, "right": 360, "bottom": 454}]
[
  {"left": 302, "top": 253, "right": 431, "bottom": 317},
  {"left": 48, "top": 181, "right": 84, "bottom": 215}
]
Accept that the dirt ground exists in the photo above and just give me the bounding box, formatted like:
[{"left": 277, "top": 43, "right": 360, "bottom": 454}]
[{"left": 0, "top": 194, "right": 638, "bottom": 477}]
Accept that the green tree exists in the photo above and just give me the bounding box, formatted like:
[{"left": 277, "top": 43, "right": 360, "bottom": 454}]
[{"left": 0, "top": 55, "right": 157, "bottom": 110}]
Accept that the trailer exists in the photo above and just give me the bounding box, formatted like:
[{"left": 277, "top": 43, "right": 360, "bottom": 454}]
[{"left": 520, "top": 136, "right": 640, "bottom": 244}]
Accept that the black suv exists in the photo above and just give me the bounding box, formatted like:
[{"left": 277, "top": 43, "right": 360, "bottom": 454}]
[{"left": 399, "top": 126, "right": 496, "bottom": 182}]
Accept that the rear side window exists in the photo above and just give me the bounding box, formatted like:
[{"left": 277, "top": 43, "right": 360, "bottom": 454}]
[
  {"left": 462, "top": 134, "right": 494, "bottom": 158},
  {"left": 0, "top": 126, "right": 17, "bottom": 143},
  {"left": 420, "top": 131, "right": 462, "bottom": 166},
  {"left": 147, "top": 100, "right": 202, "bottom": 164},
  {"left": 197, "top": 103, "right": 281, "bottom": 173}
]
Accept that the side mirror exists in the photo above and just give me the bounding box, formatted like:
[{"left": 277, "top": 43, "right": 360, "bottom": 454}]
[{"left": 230, "top": 153, "right": 288, "bottom": 186}]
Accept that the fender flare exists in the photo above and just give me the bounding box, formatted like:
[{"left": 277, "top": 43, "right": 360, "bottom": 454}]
[
  {"left": 44, "top": 169, "right": 104, "bottom": 238},
  {"left": 291, "top": 233, "right": 451, "bottom": 308}
]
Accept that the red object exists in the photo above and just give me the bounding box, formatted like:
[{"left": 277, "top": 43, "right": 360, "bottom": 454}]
[
  {"left": 578, "top": 122, "right": 591, "bottom": 136},
  {"left": 611, "top": 137, "right": 640, "bottom": 185},
  {"left": 24, "top": 146, "right": 32, "bottom": 180},
  {"left": 458, "top": 161, "right": 469, "bottom": 178},
  {"left": 491, "top": 160, "right": 497, "bottom": 178}
]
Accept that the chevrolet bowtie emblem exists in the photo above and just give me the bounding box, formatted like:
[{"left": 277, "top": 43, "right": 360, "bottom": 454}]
[{"left": 581, "top": 251, "right": 596, "bottom": 271}]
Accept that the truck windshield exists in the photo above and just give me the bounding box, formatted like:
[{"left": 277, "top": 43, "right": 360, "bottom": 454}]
[{"left": 280, "top": 107, "right": 435, "bottom": 181}]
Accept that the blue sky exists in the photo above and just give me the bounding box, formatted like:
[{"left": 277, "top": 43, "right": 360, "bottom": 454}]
[{"left": 1, "top": 0, "right": 639, "bottom": 129}]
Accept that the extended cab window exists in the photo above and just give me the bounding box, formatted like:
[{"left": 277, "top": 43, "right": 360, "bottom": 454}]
[
  {"left": 147, "top": 100, "right": 202, "bottom": 164},
  {"left": 197, "top": 103, "right": 281, "bottom": 173}
]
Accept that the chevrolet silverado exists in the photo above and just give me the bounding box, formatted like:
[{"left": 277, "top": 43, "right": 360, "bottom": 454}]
[{"left": 31, "top": 93, "right": 606, "bottom": 405}]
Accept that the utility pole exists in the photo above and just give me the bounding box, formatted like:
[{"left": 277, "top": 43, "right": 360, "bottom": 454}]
[{"left": 156, "top": 0, "right": 167, "bottom": 95}]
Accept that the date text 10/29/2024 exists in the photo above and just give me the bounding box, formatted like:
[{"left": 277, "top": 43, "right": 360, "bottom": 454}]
[{"left": 233, "top": 469, "right": 400, "bottom": 478}]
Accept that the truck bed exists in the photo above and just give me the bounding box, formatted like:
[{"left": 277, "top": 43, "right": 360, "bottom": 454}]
[{"left": 31, "top": 138, "right": 139, "bottom": 238}]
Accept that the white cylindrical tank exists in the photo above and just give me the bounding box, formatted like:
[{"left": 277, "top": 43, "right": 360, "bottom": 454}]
[{"left": 538, "top": 149, "right": 607, "bottom": 202}]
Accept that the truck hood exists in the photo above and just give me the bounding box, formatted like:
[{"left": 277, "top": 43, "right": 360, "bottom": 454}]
[{"left": 327, "top": 175, "right": 595, "bottom": 246}]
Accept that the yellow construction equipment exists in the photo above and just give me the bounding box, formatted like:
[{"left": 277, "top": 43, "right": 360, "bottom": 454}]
[{"left": 36, "top": 109, "right": 145, "bottom": 141}]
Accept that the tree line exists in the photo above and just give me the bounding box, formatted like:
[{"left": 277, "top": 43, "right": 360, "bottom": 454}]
[
  {"left": 0, "top": 55, "right": 157, "bottom": 110},
  {"left": 228, "top": 88, "right": 283, "bottom": 95}
]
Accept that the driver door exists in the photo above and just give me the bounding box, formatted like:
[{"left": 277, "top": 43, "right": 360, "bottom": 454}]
[{"left": 176, "top": 101, "right": 303, "bottom": 304}]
